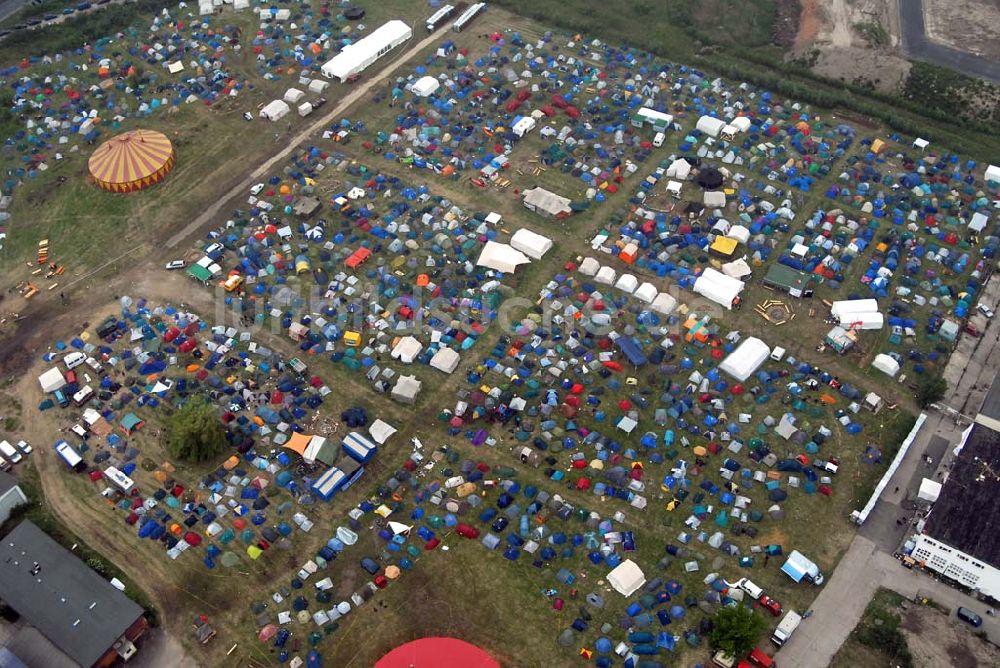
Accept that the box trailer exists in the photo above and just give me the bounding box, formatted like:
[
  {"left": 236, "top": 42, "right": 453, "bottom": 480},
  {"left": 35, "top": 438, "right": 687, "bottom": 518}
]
[
  {"left": 425, "top": 4, "right": 455, "bottom": 32},
  {"left": 54, "top": 440, "right": 86, "bottom": 472},
  {"left": 781, "top": 550, "right": 825, "bottom": 585},
  {"left": 104, "top": 466, "right": 135, "bottom": 493},
  {"left": 321, "top": 20, "right": 412, "bottom": 82}
]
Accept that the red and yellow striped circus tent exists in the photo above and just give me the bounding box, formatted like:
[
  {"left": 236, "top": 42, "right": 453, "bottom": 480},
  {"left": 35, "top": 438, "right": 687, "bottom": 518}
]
[{"left": 88, "top": 129, "right": 175, "bottom": 193}]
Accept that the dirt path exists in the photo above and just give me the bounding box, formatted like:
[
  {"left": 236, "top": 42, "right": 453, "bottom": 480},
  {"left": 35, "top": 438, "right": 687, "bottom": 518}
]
[
  {"left": 793, "top": 0, "right": 821, "bottom": 49},
  {"left": 164, "top": 27, "right": 448, "bottom": 250}
]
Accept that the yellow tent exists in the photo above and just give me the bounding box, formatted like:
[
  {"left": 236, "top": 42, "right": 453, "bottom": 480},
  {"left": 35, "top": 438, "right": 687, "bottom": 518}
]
[
  {"left": 709, "top": 236, "right": 738, "bottom": 258},
  {"left": 247, "top": 545, "right": 263, "bottom": 560}
]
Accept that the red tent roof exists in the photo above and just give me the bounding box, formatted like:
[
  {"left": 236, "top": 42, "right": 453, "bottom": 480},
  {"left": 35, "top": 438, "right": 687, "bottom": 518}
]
[{"left": 376, "top": 638, "right": 499, "bottom": 668}]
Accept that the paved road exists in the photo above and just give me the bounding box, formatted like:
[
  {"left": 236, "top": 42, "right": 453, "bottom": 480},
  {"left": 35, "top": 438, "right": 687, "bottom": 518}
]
[
  {"left": 165, "top": 26, "right": 445, "bottom": 249},
  {"left": 899, "top": 0, "right": 1000, "bottom": 83},
  {"left": 0, "top": 0, "right": 30, "bottom": 25},
  {"left": 778, "top": 273, "right": 1000, "bottom": 667}
]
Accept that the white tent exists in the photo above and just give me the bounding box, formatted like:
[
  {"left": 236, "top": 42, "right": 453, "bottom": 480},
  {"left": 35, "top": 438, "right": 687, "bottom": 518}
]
[
  {"left": 429, "top": 347, "right": 460, "bottom": 374},
  {"left": 368, "top": 419, "right": 397, "bottom": 445},
  {"left": 607, "top": 559, "right": 646, "bottom": 597},
  {"left": 721, "top": 259, "right": 752, "bottom": 279},
  {"left": 693, "top": 267, "right": 744, "bottom": 310},
  {"left": 665, "top": 158, "right": 691, "bottom": 180},
  {"left": 38, "top": 367, "right": 66, "bottom": 393},
  {"left": 302, "top": 436, "right": 329, "bottom": 465},
  {"left": 233, "top": 0, "right": 249, "bottom": 9},
  {"left": 666, "top": 180, "right": 683, "bottom": 197},
  {"left": 719, "top": 337, "right": 770, "bottom": 381},
  {"left": 510, "top": 228, "right": 553, "bottom": 260},
  {"left": 830, "top": 299, "right": 879, "bottom": 320},
  {"left": 283, "top": 88, "right": 305, "bottom": 103},
  {"left": 391, "top": 375, "right": 422, "bottom": 404},
  {"left": 917, "top": 478, "right": 942, "bottom": 503},
  {"left": 704, "top": 191, "right": 726, "bottom": 208},
  {"left": 727, "top": 224, "right": 750, "bottom": 244},
  {"left": 594, "top": 266, "right": 617, "bottom": 285},
  {"left": 410, "top": 75, "right": 440, "bottom": 97},
  {"left": 849, "top": 312, "right": 884, "bottom": 330},
  {"left": 614, "top": 274, "right": 639, "bottom": 294},
  {"left": 634, "top": 282, "right": 657, "bottom": 304},
  {"left": 321, "top": 20, "right": 413, "bottom": 82},
  {"left": 985, "top": 164, "right": 1000, "bottom": 185},
  {"left": 696, "top": 115, "right": 726, "bottom": 138},
  {"left": 969, "top": 212, "right": 988, "bottom": 233},
  {"left": 260, "top": 99, "right": 290, "bottom": 121},
  {"left": 578, "top": 257, "right": 600, "bottom": 276},
  {"left": 650, "top": 292, "right": 678, "bottom": 316},
  {"left": 391, "top": 336, "right": 423, "bottom": 364},
  {"left": 308, "top": 79, "right": 329, "bottom": 94},
  {"left": 476, "top": 241, "right": 530, "bottom": 273},
  {"left": 871, "top": 353, "right": 900, "bottom": 378},
  {"left": 729, "top": 116, "right": 752, "bottom": 133}
]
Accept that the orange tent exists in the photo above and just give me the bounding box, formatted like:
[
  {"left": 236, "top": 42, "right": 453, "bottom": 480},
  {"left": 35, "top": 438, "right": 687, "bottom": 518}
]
[{"left": 284, "top": 432, "right": 312, "bottom": 456}]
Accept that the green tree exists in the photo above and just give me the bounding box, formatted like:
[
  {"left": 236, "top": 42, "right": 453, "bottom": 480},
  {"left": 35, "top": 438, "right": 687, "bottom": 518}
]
[
  {"left": 915, "top": 374, "right": 948, "bottom": 408},
  {"left": 709, "top": 605, "right": 767, "bottom": 657},
  {"left": 166, "top": 398, "right": 226, "bottom": 463}
]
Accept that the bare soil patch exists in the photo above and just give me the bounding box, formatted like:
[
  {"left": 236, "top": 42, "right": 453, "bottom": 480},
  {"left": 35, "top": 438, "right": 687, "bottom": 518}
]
[
  {"left": 924, "top": 0, "right": 1000, "bottom": 60},
  {"left": 900, "top": 605, "right": 1000, "bottom": 668}
]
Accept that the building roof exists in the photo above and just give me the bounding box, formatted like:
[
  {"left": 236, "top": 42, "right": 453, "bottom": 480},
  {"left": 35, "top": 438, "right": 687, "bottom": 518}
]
[
  {"left": 0, "top": 470, "right": 20, "bottom": 496},
  {"left": 923, "top": 424, "right": 1000, "bottom": 569},
  {"left": 977, "top": 373, "right": 1000, "bottom": 432},
  {"left": 0, "top": 521, "right": 144, "bottom": 668}
]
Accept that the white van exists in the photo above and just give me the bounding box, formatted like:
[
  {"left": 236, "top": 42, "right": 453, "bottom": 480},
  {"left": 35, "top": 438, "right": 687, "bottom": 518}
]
[
  {"left": 770, "top": 346, "right": 786, "bottom": 361},
  {"left": 734, "top": 577, "right": 764, "bottom": 600},
  {"left": 0, "top": 440, "right": 22, "bottom": 464},
  {"left": 64, "top": 351, "right": 86, "bottom": 370},
  {"left": 653, "top": 132, "right": 665, "bottom": 147}
]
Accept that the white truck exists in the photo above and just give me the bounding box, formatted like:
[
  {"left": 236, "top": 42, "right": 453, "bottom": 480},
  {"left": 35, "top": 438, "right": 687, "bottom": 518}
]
[
  {"left": 734, "top": 577, "right": 764, "bottom": 600},
  {"left": 771, "top": 609, "right": 802, "bottom": 645}
]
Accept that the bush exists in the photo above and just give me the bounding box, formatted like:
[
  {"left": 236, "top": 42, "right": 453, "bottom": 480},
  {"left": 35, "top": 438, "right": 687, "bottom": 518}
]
[
  {"left": 709, "top": 605, "right": 767, "bottom": 657},
  {"left": 915, "top": 375, "right": 948, "bottom": 408}
]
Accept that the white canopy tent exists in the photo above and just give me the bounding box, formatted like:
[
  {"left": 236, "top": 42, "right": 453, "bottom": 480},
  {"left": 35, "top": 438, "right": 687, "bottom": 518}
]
[
  {"left": 594, "top": 266, "right": 617, "bottom": 285},
  {"left": 721, "top": 259, "right": 752, "bottom": 279},
  {"left": 650, "top": 292, "right": 678, "bottom": 315},
  {"left": 665, "top": 158, "right": 691, "bottom": 180},
  {"left": 429, "top": 347, "right": 460, "bottom": 374},
  {"left": 260, "top": 99, "right": 290, "bottom": 121},
  {"left": 410, "top": 75, "right": 440, "bottom": 97},
  {"left": 321, "top": 20, "right": 413, "bottom": 82},
  {"left": 510, "top": 228, "right": 553, "bottom": 260},
  {"left": 391, "top": 336, "right": 423, "bottom": 364},
  {"left": 704, "top": 191, "right": 726, "bottom": 208},
  {"left": 719, "top": 337, "right": 770, "bottom": 381},
  {"left": 476, "top": 241, "right": 530, "bottom": 273},
  {"left": 696, "top": 115, "right": 726, "bottom": 138},
  {"left": 607, "top": 559, "right": 646, "bottom": 597},
  {"left": 614, "top": 274, "right": 638, "bottom": 294},
  {"left": 727, "top": 224, "right": 750, "bottom": 244},
  {"left": 830, "top": 299, "right": 879, "bottom": 321},
  {"left": 38, "top": 367, "right": 66, "bottom": 393},
  {"left": 368, "top": 419, "right": 397, "bottom": 445},
  {"left": 917, "top": 478, "right": 942, "bottom": 503},
  {"left": 578, "top": 257, "right": 600, "bottom": 276},
  {"left": 634, "top": 282, "right": 657, "bottom": 304},
  {"left": 391, "top": 375, "right": 422, "bottom": 404},
  {"left": 986, "top": 164, "right": 1000, "bottom": 185},
  {"left": 871, "top": 353, "right": 900, "bottom": 378},
  {"left": 693, "top": 267, "right": 744, "bottom": 310}
]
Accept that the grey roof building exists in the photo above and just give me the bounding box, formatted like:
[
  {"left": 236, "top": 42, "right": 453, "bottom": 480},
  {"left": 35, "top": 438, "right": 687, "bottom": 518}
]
[{"left": 0, "top": 521, "right": 147, "bottom": 667}]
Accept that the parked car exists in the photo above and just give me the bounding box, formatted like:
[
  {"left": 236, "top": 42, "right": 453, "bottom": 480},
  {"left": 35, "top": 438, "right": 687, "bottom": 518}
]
[
  {"left": 16, "top": 440, "right": 32, "bottom": 455},
  {"left": 165, "top": 259, "right": 186, "bottom": 270},
  {"left": 250, "top": 183, "right": 265, "bottom": 195},
  {"left": 758, "top": 595, "right": 782, "bottom": 617},
  {"left": 957, "top": 606, "right": 983, "bottom": 627},
  {"left": 977, "top": 303, "right": 995, "bottom": 319}
]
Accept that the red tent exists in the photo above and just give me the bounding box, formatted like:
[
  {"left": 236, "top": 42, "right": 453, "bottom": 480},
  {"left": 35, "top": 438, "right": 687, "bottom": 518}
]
[{"left": 184, "top": 532, "right": 202, "bottom": 547}]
